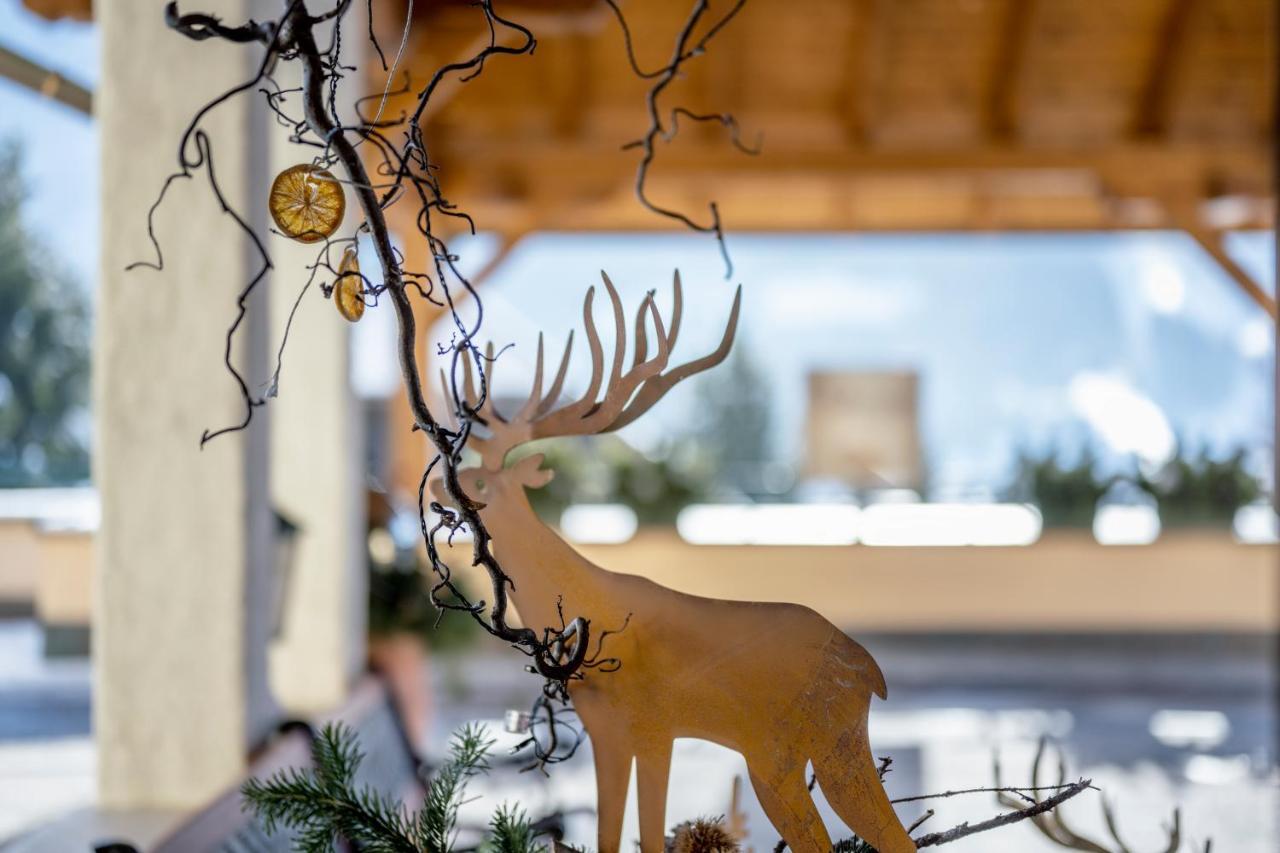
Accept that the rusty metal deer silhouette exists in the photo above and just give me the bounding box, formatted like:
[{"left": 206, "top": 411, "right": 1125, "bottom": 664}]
[{"left": 433, "top": 272, "right": 915, "bottom": 853}]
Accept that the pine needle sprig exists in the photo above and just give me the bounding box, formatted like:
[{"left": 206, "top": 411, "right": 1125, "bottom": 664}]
[
  {"left": 416, "top": 724, "right": 495, "bottom": 853},
  {"left": 242, "top": 723, "right": 421, "bottom": 853},
  {"left": 485, "top": 804, "right": 542, "bottom": 853},
  {"left": 243, "top": 723, "right": 498, "bottom": 853}
]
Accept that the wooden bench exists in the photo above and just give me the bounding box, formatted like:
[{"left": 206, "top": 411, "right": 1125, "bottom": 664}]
[{"left": 94, "top": 675, "right": 425, "bottom": 853}]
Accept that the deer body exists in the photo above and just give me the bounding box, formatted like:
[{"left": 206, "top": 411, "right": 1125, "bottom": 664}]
[{"left": 439, "top": 273, "right": 915, "bottom": 853}]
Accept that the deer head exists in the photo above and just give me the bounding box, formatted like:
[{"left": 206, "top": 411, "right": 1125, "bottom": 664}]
[{"left": 433, "top": 271, "right": 741, "bottom": 510}]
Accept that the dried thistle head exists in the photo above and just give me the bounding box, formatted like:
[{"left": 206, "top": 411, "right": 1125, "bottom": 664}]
[{"left": 668, "top": 817, "right": 741, "bottom": 853}]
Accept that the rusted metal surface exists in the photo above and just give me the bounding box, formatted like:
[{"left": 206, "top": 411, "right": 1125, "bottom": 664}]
[{"left": 434, "top": 272, "right": 914, "bottom": 852}]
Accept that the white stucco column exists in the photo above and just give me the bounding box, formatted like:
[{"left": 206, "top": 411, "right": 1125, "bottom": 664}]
[
  {"left": 96, "top": 0, "right": 276, "bottom": 807},
  {"left": 265, "top": 92, "right": 367, "bottom": 714},
  {"left": 266, "top": 282, "right": 366, "bottom": 712},
  {"left": 262, "top": 2, "right": 368, "bottom": 714}
]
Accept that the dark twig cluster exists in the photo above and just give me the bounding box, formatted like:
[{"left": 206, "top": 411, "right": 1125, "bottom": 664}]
[
  {"left": 994, "top": 738, "right": 1212, "bottom": 853},
  {"left": 142, "top": 0, "right": 579, "bottom": 702},
  {"left": 911, "top": 777, "right": 1096, "bottom": 848},
  {"left": 135, "top": 0, "right": 752, "bottom": 769},
  {"left": 773, "top": 755, "right": 1094, "bottom": 852},
  {"left": 604, "top": 0, "right": 757, "bottom": 278}
]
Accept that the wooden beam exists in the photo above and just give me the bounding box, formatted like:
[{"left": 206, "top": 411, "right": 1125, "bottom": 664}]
[
  {"left": 0, "top": 43, "right": 91, "bottom": 114},
  {"left": 377, "top": 5, "right": 533, "bottom": 131},
  {"left": 696, "top": 2, "right": 745, "bottom": 144},
  {"left": 410, "top": 31, "right": 498, "bottom": 126},
  {"left": 1132, "top": 0, "right": 1195, "bottom": 137},
  {"left": 383, "top": 211, "right": 442, "bottom": 499},
  {"left": 428, "top": 139, "right": 1269, "bottom": 233},
  {"left": 465, "top": 231, "right": 527, "bottom": 288},
  {"left": 548, "top": 33, "right": 591, "bottom": 139},
  {"left": 838, "top": 0, "right": 884, "bottom": 144},
  {"left": 1184, "top": 225, "right": 1277, "bottom": 319},
  {"left": 983, "top": 0, "right": 1034, "bottom": 140},
  {"left": 437, "top": 168, "right": 1262, "bottom": 233},
  {"left": 441, "top": 139, "right": 1270, "bottom": 190},
  {"left": 21, "top": 0, "right": 90, "bottom": 21},
  {"left": 382, "top": 229, "right": 526, "bottom": 498},
  {"left": 1164, "top": 196, "right": 1275, "bottom": 316}
]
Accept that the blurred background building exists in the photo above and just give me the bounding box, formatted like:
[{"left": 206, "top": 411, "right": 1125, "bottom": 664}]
[
  {"left": 804, "top": 371, "right": 923, "bottom": 492},
  {"left": 0, "top": 0, "right": 1275, "bottom": 850}
]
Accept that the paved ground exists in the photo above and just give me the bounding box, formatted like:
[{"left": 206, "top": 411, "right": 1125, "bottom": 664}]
[
  {"left": 0, "top": 621, "right": 1275, "bottom": 851},
  {"left": 0, "top": 622, "right": 93, "bottom": 842},
  {"left": 424, "top": 633, "right": 1278, "bottom": 853}
]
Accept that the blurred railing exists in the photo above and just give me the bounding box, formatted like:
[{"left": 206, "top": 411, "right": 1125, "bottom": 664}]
[{"left": 2, "top": 488, "right": 1276, "bottom": 639}]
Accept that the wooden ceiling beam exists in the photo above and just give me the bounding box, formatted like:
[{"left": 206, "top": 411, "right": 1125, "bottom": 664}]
[
  {"left": 838, "top": 0, "right": 885, "bottom": 145},
  {"left": 410, "top": 30, "right": 520, "bottom": 126},
  {"left": 1132, "top": 0, "right": 1195, "bottom": 138},
  {"left": 1183, "top": 224, "right": 1277, "bottom": 318},
  {"left": 371, "top": 2, "right": 543, "bottom": 130},
  {"left": 466, "top": 230, "right": 528, "bottom": 288},
  {"left": 439, "top": 139, "right": 1269, "bottom": 192},
  {"left": 1162, "top": 198, "right": 1276, "bottom": 317},
  {"left": 983, "top": 0, "right": 1034, "bottom": 141},
  {"left": 431, "top": 139, "right": 1271, "bottom": 234},
  {"left": 444, "top": 200, "right": 1269, "bottom": 234},
  {"left": 696, "top": 5, "right": 745, "bottom": 144},
  {"left": 548, "top": 33, "right": 592, "bottom": 139}
]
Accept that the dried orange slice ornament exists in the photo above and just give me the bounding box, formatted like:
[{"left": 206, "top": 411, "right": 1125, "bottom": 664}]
[
  {"left": 269, "top": 164, "right": 345, "bottom": 243},
  {"left": 334, "top": 247, "right": 365, "bottom": 322}
]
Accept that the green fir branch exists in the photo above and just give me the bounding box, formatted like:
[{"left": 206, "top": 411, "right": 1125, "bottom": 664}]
[
  {"left": 242, "top": 723, "right": 501, "bottom": 853},
  {"left": 485, "top": 804, "right": 542, "bottom": 853},
  {"left": 242, "top": 723, "right": 420, "bottom": 853},
  {"left": 416, "top": 724, "right": 495, "bottom": 853}
]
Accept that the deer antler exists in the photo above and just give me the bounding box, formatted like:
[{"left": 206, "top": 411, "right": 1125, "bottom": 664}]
[
  {"left": 607, "top": 271, "right": 740, "bottom": 432},
  {"left": 455, "top": 270, "right": 741, "bottom": 470},
  {"left": 995, "top": 738, "right": 1188, "bottom": 853}
]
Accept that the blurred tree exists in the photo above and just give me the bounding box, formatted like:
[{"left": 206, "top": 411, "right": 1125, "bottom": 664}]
[
  {"left": 691, "top": 339, "right": 774, "bottom": 496},
  {"left": 1140, "top": 444, "right": 1262, "bottom": 528},
  {"left": 513, "top": 340, "right": 775, "bottom": 524},
  {"left": 0, "top": 140, "right": 90, "bottom": 486},
  {"left": 518, "top": 435, "right": 707, "bottom": 526},
  {"left": 1005, "top": 446, "right": 1109, "bottom": 528},
  {"left": 1007, "top": 440, "right": 1265, "bottom": 530}
]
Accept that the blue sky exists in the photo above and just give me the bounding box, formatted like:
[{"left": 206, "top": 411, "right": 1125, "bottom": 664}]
[
  {"left": 2, "top": 1, "right": 1274, "bottom": 494},
  {"left": 422, "top": 231, "right": 1274, "bottom": 495},
  {"left": 0, "top": 0, "right": 98, "bottom": 288}
]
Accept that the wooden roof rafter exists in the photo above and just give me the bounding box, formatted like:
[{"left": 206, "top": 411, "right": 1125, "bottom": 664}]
[{"left": 366, "top": 0, "right": 1271, "bottom": 311}]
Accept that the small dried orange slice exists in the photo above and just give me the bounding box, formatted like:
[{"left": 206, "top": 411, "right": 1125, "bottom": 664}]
[
  {"left": 269, "top": 164, "right": 345, "bottom": 243},
  {"left": 334, "top": 247, "right": 365, "bottom": 322}
]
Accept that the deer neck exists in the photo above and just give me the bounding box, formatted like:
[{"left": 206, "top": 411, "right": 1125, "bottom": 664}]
[{"left": 478, "top": 487, "right": 608, "bottom": 634}]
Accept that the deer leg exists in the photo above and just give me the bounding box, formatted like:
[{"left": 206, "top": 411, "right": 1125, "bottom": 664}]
[
  {"left": 746, "top": 759, "right": 831, "bottom": 853},
  {"left": 575, "top": 691, "right": 635, "bottom": 853},
  {"left": 590, "top": 738, "right": 633, "bottom": 853},
  {"left": 634, "top": 738, "right": 673, "bottom": 853},
  {"left": 814, "top": 744, "right": 916, "bottom": 853}
]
